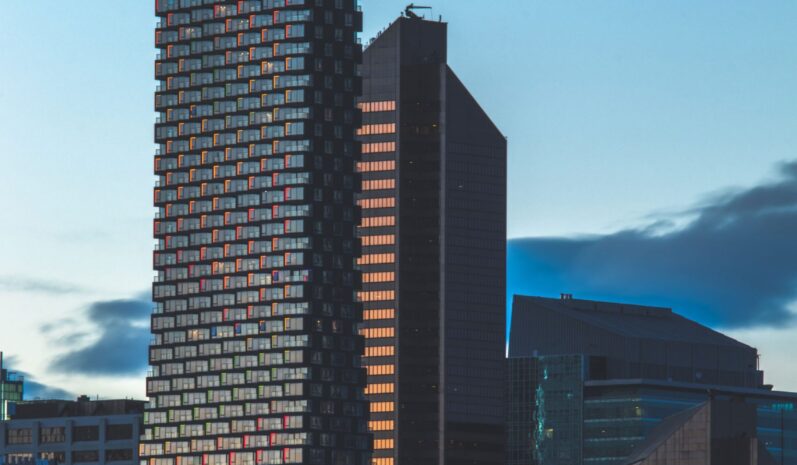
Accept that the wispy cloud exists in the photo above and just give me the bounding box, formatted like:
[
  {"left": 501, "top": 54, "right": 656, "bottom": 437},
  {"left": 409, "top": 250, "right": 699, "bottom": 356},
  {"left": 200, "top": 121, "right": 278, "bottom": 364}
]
[
  {"left": 509, "top": 160, "right": 797, "bottom": 329},
  {"left": 0, "top": 277, "right": 86, "bottom": 295},
  {"left": 48, "top": 298, "right": 151, "bottom": 376}
]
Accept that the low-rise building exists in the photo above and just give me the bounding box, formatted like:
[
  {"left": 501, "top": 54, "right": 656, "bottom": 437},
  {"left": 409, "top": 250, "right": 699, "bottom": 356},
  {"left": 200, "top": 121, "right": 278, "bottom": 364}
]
[{"left": 0, "top": 397, "right": 144, "bottom": 465}]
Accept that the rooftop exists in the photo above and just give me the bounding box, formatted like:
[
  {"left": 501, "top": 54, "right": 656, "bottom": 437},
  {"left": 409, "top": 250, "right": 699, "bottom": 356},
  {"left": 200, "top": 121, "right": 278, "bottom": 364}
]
[
  {"left": 11, "top": 397, "right": 146, "bottom": 420},
  {"left": 512, "top": 295, "right": 753, "bottom": 350}
]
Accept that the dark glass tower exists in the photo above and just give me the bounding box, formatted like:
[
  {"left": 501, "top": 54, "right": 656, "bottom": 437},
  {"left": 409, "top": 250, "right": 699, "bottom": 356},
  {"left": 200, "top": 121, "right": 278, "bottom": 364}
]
[
  {"left": 147, "top": 2, "right": 368, "bottom": 465},
  {"left": 357, "top": 16, "right": 507, "bottom": 465}
]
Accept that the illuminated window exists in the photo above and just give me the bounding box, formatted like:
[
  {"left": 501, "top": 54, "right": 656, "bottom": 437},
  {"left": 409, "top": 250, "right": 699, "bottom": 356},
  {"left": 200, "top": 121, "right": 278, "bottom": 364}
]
[
  {"left": 358, "top": 290, "right": 396, "bottom": 303},
  {"left": 364, "top": 346, "right": 395, "bottom": 357},
  {"left": 362, "top": 142, "right": 396, "bottom": 154},
  {"left": 360, "top": 216, "right": 396, "bottom": 228},
  {"left": 362, "top": 271, "right": 395, "bottom": 283},
  {"left": 357, "top": 124, "right": 396, "bottom": 136},
  {"left": 357, "top": 160, "right": 396, "bottom": 173},
  {"left": 364, "top": 383, "right": 395, "bottom": 394},
  {"left": 358, "top": 101, "right": 396, "bottom": 113},
  {"left": 362, "top": 179, "right": 396, "bottom": 191},
  {"left": 370, "top": 402, "right": 395, "bottom": 413},
  {"left": 368, "top": 421, "right": 395, "bottom": 431},
  {"left": 364, "top": 309, "right": 395, "bottom": 321},
  {"left": 372, "top": 459, "right": 394, "bottom": 465},
  {"left": 358, "top": 198, "right": 396, "bottom": 209},
  {"left": 373, "top": 439, "right": 395, "bottom": 450},
  {"left": 365, "top": 365, "right": 395, "bottom": 376},
  {"left": 357, "top": 254, "right": 395, "bottom": 265},
  {"left": 360, "top": 236, "right": 396, "bottom": 247},
  {"left": 360, "top": 327, "right": 395, "bottom": 339}
]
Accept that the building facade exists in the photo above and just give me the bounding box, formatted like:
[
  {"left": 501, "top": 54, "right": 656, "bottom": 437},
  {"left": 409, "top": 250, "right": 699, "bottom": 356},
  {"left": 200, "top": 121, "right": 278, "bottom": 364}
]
[
  {"left": 621, "top": 397, "right": 780, "bottom": 465},
  {"left": 0, "top": 398, "right": 144, "bottom": 465},
  {"left": 148, "top": 2, "right": 368, "bottom": 465},
  {"left": 507, "top": 296, "right": 797, "bottom": 465},
  {"left": 358, "top": 15, "right": 507, "bottom": 465},
  {"left": 1, "top": 353, "right": 24, "bottom": 421}
]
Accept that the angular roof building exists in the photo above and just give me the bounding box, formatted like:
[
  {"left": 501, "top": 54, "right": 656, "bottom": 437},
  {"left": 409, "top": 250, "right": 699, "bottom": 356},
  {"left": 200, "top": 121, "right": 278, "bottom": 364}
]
[
  {"left": 507, "top": 295, "right": 797, "bottom": 465},
  {"left": 509, "top": 295, "right": 763, "bottom": 388}
]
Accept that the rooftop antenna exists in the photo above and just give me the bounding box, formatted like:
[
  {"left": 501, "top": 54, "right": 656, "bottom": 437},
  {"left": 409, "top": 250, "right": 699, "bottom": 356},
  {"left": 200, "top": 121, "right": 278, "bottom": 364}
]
[{"left": 405, "top": 3, "right": 432, "bottom": 19}]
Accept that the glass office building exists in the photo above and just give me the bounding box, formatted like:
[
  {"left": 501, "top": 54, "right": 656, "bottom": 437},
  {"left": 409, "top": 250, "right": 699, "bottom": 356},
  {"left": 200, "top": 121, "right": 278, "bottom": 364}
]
[
  {"left": 358, "top": 14, "right": 507, "bottom": 465},
  {"left": 507, "top": 296, "right": 797, "bottom": 465},
  {"left": 583, "top": 380, "right": 797, "bottom": 464},
  {"left": 507, "top": 356, "right": 583, "bottom": 465},
  {"left": 0, "top": 353, "right": 24, "bottom": 421},
  {"left": 147, "top": 2, "right": 368, "bottom": 465}
]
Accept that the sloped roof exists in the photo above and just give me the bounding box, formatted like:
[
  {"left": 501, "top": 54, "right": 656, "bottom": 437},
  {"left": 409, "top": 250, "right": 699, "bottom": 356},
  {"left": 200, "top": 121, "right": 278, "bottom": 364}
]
[{"left": 514, "top": 295, "right": 752, "bottom": 350}]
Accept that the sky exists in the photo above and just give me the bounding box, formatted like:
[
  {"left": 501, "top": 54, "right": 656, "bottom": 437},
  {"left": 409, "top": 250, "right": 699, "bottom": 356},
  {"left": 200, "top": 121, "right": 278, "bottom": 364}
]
[{"left": 0, "top": 0, "right": 795, "bottom": 398}]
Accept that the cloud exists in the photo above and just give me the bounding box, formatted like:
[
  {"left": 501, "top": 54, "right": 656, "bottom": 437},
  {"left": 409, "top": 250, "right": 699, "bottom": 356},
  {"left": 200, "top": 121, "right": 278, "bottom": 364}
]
[
  {"left": 0, "top": 356, "right": 74, "bottom": 400},
  {"left": 0, "top": 277, "right": 85, "bottom": 295},
  {"left": 509, "top": 160, "right": 797, "bottom": 329},
  {"left": 48, "top": 298, "right": 151, "bottom": 376},
  {"left": 24, "top": 378, "right": 74, "bottom": 400}
]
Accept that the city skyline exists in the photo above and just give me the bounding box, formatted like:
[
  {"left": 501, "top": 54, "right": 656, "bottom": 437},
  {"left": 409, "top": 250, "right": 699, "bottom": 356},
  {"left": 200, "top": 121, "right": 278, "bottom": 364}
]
[{"left": 0, "top": 0, "right": 795, "bottom": 401}]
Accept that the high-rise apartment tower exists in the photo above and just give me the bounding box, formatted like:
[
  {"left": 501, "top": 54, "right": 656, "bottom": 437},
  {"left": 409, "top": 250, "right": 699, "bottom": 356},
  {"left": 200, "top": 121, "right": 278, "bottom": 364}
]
[
  {"left": 357, "top": 15, "right": 507, "bottom": 465},
  {"left": 147, "top": 2, "right": 368, "bottom": 465}
]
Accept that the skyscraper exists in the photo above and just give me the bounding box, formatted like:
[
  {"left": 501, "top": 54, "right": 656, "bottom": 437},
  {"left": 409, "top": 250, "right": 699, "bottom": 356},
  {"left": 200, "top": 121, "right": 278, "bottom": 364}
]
[
  {"left": 357, "top": 14, "right": 507, "bottom": 465},
  {"left": 147, "top": 2, "right": 367, "bottom": 465}
]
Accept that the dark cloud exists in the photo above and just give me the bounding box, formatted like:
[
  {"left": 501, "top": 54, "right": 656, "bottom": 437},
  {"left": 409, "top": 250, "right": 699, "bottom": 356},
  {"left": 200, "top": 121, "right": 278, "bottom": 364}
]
[
  {"left": 24, "top": 378, "right": 74, "bottom": 400},
  {"left": 0, "top": 356, "right": 74, "bottom": 400},
  {"left": 509, "top": 160, "right": 797, "bottom": 329},
  {"left": 48, "top": 299, "right": 151, "bottom": 376},
  {"left": 0, "top": 277, "right": 85, "bottom": 295}
]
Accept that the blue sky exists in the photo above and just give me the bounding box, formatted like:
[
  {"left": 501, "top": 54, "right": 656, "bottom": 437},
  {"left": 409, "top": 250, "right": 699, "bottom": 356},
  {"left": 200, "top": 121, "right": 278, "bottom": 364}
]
[{"left": 0, "top": 0, "right": 795, "bottom": 397}]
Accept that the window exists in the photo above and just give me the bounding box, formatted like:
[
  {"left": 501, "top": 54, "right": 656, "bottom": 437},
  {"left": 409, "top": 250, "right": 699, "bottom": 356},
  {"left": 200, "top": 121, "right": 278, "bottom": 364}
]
[
  {"left": 72, "top": 451, "right": 99, "bottom": 463},
  {"left": 40, "top": 426, "right": 65, "bottom": 444},
  {"left": 364, "top": 346, "right": 394, "bottom": 357},
  {"left": 39, "top": 452, "right": 66, "bottom": 462},
  {"left": 365, "top": 365, "right": 395, "bottom": 376},
  {"left": 357, "top": 160, "right": 395, "bottom": 173},
  {"left": 362, "top": 271, "right": 395, "bottom": 283},
  {"left": 362, "top": 179, "right": 395, "bottom": 191},
  {"left": 373, "top": 439, "right": 394, "bottom": 450},
  {"left": 364, "top": 309, "right": 395, "bottom": 321},
  {"left": 360, "top": 216, "right": 395, "bottom": 228},
  {"left": 106, "top": 449, "right": 134, "bottom": 462},
  {"left": 72, "top": 425, "right": 100, "bottom": 442},
  {"left": 370, "top": 402, "right": 395, "bottom": 413},
  {"left": 358, "top": 101, "right": 396, "bottom": 113},
  {"left": 106, "top": 424, "right": 133, "bottom": 440},
  {"left": 356, "top": 123, "right": 396, "bottom": 136},
  {"left": 357, "top": 291, "right": 395, "bottom": 303},
  {"left": 358, "top": 198, "right": 395, "bottom": 209},
  {"left": 360, "top": 327, "right": 395, "bottom": 338},
  {"left": 357, "top": 254, "right": 395, "bottom": 265},
  {"left": 7, "top": 428, "right": 32, "bottom": 445},
  {"left": 368, "top": 420, "right": 394, "bottom": 431},
  {"left": 362, "top": 142, "right": 396, "bottom": 154}
]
